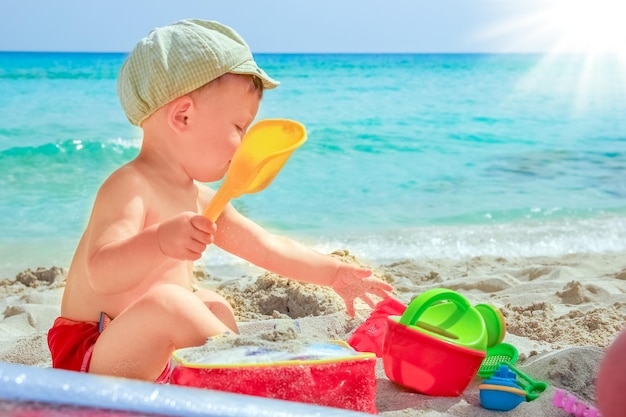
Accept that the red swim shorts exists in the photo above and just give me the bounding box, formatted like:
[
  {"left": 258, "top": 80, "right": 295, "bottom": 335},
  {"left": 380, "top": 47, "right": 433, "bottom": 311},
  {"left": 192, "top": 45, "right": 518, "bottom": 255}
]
[
  {"left": 47, "top": 316, "right": 170, "bottom": 383},
  {"left": 48, "top": 317, "right": 100, "bottom": 373}
]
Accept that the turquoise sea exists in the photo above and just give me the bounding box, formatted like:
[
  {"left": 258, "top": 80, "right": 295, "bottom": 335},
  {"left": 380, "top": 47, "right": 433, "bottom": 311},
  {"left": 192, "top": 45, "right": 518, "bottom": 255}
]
[{"left": 1, "top": 52, "right": 625, "bottom": 278}]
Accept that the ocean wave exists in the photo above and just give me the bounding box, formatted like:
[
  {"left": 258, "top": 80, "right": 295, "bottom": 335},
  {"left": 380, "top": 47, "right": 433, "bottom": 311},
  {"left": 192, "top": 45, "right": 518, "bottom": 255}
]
[
  {"left": 0, "top": 138, "right": 140, "bottom": 240},
  {"left": 312, "top": 215, "right": 626, "bottom": 261},
  {"left": 0, "top": 52, "right": 124, "bottom": 80},
  {"left": 192, "top": 215, "right": 626, "bottom": 279},
  {"left": 0, "top": 138, "right": 139, "bottom": 160}
]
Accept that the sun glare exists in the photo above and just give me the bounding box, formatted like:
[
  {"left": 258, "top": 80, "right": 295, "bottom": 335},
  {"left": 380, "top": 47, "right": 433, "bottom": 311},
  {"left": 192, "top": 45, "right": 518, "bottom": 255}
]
[
  {"left": 480, "top": 0, "right": 626, "bottom": 56},
  {"left": 476, "top": 0, "right": 626, "bottom": 114},
  {"left": 546, "top": 0, "right": 626, "bottom": 54}
]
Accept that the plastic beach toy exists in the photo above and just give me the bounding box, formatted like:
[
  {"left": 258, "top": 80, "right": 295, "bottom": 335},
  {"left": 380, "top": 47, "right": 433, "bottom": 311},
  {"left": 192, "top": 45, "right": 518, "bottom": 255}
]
[
  {"left": 170, "top": 339, "right": 377, "bottom": 413},
  {"left": 478, "top": 342, "right": 520, "bottom": 378},
  {"left": 347, "top": 298, "right": 406, "bottom": 357},
  {"left": 480, "top": 362, "right": 548, "bottom": 412},
  {"left": 399, "top": 288, "right": 491, "bottom": 351},
  {"left": 490, "top": 361, "right": 548, "bottom": 401},
  {"left": 553, "top": 388, "right": 600, "bottom": 417},
  {"left": 348, "top": 293, "right": 507, "bottom": 359},
  {"left": 203, "top": 119, "right": 307, "bottom": 221},
  {"left": 475, "top": 303, "right": 507, "bottom": 347},
  {"left": 382, "top": 289, "right": 489, "bottom": 396},
  {"left": 479, "top": 365, "right": 527, "bottom": 411}
]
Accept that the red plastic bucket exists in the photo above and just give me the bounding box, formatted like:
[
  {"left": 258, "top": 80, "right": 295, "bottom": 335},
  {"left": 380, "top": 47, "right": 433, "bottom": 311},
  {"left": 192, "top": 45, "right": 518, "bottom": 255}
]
[{"left": 382, "top": 317, "right": 486, "bottom": 396}]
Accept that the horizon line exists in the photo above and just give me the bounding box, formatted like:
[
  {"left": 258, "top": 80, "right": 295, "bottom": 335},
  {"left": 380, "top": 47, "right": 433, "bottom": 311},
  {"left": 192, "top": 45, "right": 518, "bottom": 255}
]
[{"left": 0, "top": 50, "right": 572, "bottom": 56}]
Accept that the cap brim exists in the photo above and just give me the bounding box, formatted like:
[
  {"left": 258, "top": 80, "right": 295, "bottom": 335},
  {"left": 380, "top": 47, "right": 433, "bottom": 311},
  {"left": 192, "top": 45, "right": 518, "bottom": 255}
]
[{"left": 229, "top": 60, "right": 279, "bottom": 90}]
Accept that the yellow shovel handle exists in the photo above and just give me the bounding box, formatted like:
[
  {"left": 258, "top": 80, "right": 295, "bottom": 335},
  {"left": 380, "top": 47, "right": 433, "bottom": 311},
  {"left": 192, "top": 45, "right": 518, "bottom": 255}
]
[{"left": 202, "top": 187, "right": 233, "bottom": 222}]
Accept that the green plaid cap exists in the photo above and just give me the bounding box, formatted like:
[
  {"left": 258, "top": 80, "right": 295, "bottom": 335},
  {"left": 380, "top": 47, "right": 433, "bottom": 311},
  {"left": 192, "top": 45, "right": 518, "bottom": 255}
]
[{"left": 118, "top": 19, "right": 279, "bottom": 126}]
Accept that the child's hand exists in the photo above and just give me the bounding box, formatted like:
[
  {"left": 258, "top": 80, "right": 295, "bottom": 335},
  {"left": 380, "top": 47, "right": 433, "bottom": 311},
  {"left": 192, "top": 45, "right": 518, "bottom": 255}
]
[
  {"left": 156, "top": 212, "right": 216, "bottom": 260},
  {"left": 330, "top": 266, "right": 394, "bottom": 317}
]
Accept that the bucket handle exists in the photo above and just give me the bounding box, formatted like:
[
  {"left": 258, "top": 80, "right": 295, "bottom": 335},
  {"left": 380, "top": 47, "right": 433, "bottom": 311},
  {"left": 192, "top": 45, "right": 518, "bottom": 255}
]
[{"left": 399, "top": 288, "right": 470, "bottom": 327}]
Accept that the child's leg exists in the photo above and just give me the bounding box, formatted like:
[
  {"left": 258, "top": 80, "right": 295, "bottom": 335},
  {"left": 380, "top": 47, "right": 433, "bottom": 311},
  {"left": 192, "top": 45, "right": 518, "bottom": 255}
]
[
  {"left": 194, "top": 288, "right": 239, "bottom": 333},
  {"left": 89, "top": 284, "right": 231, "bottom": 381}
]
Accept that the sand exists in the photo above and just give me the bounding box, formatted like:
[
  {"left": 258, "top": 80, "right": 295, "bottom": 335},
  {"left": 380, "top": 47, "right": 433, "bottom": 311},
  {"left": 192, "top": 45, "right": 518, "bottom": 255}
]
[{"left": 1, "top": 250, "right": 624, "bottom": 416}]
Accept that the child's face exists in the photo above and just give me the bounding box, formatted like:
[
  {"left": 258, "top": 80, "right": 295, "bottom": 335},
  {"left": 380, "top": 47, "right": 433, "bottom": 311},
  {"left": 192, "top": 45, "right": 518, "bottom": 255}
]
[{"left": 184, "top": 74, "right": 261, "bottom": 182}]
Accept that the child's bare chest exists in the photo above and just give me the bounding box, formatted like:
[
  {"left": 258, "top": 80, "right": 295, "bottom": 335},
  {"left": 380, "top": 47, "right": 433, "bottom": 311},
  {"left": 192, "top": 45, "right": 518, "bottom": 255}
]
[{"left": 150, "top": 185, "right": 201, "bottom": 221}]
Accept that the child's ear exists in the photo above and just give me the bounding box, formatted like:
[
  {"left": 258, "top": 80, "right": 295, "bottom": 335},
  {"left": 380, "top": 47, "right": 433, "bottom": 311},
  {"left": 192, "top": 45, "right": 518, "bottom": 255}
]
[{"left": 167, "top": 96, "right": 193, "bottom": 133}]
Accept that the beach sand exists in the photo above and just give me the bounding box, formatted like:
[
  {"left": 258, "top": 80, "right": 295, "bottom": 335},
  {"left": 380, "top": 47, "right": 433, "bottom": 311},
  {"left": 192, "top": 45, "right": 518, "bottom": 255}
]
[{"left": 1, "top": 250, "right": 624, "bottom": 416}]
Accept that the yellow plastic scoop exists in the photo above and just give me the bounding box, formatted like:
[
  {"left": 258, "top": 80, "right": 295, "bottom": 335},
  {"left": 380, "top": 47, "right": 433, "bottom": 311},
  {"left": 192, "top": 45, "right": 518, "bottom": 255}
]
[{"left": 203, "top": 119, "right": 307, "bottom": 222}]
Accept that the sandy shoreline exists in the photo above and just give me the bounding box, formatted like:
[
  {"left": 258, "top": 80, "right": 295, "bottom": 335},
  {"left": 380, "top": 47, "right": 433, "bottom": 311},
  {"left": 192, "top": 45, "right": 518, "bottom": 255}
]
[{"left": 1, "top": 250, "right": 624, "bottom": 416}]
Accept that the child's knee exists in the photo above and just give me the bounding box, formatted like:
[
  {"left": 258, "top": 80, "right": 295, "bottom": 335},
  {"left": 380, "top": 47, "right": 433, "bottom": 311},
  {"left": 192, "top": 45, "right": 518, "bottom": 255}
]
[
  {"left": 136, "top": 285, "right": 237, "bottom": 334},
  {"left": 139, "top": 284, "right": 203, "bottom": 317},
  {"left": 210, "top": 297, "right": 235, "bottom": 317},
  {"left": 194, "top": 289, "right": 238, "bottom": 333},
  {"left": 194, "top": 290, "right": 234, "bottom": 313},
  {"left": 208, "top": 299, "right": 235, "bottom": 318}
]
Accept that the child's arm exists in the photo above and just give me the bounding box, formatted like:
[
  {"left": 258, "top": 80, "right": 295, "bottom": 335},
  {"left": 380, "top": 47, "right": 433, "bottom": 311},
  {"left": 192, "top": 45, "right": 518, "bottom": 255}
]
[
  {"left": 211, "top": 198, "right": 393, "bottom": 316},
  {"left": 85, "top": 175, "right": 215, "bottom": 294}
]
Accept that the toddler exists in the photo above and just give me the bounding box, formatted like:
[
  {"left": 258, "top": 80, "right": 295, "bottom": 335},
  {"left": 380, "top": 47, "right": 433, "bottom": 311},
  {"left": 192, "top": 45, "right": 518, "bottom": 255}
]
[{"left": 47, "top": 19, "right": 392, "bottom": 382}]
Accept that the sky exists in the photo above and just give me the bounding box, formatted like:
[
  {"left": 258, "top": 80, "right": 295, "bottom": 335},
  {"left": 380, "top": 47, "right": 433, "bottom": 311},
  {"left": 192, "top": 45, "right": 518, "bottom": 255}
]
[
  {"left": 1, "top": 0, "right": 625, "bottom": 54},
  {"left": 3, "top": 0, "right": 624, "bottom": 54}
]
